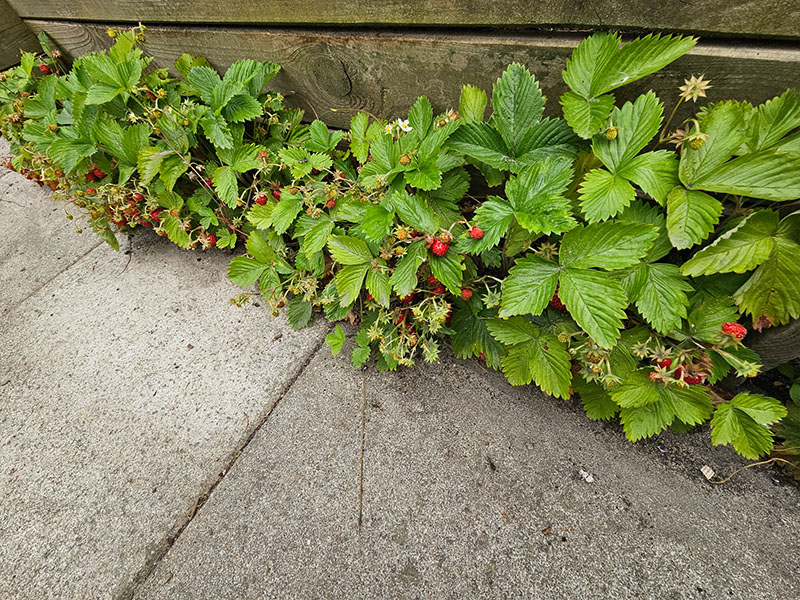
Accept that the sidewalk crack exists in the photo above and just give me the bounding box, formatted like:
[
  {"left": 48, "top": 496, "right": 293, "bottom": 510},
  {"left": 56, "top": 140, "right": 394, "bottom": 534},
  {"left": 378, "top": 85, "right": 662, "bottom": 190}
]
[{"left": 119, "top": 324, "right": 333, "bottom": 600}]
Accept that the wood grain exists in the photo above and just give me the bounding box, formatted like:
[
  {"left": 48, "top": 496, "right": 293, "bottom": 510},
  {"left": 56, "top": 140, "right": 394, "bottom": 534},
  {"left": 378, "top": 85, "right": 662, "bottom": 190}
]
[
  {"left": 24, "top": 20, "right": 800, "bottom": 131},
  {"left": 0, "top": 0, "right": 38, "bottom": 69},
  {"left": 9, "top": 0, "right": 800, "bottom": 40}
]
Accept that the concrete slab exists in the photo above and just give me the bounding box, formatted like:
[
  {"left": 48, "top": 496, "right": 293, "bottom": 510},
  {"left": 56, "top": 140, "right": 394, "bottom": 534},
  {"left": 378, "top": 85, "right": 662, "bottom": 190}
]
[
  {"left": 135, "top": 348, "right": 800, "bottom": 600},
  {"left": 0, "top": 222, "right": 329, "bottom": 598},
  {"left": 0, "top": 137, "right": 102, "bottom": 314}
]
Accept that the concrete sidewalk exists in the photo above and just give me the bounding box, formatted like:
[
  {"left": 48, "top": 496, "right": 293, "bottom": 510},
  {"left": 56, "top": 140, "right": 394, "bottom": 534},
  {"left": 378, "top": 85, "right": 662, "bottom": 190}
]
[{"left": 0, "top": 145, "right": 798, "bottom": 599}]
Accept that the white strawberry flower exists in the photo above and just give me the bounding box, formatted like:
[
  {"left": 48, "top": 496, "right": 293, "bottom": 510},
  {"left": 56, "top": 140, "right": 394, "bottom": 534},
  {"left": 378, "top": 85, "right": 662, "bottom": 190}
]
[{"left": 397, "top": 119, "right": 413, "bottom": 132}]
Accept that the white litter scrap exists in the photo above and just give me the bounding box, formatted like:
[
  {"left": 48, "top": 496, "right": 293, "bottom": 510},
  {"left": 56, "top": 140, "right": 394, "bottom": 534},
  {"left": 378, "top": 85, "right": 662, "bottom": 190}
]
[
  {"left": 579, "top": 469, "right": 595, "bottom": 483},
  {"left": 700, "top": 465, "right": 716, "bottom": 480}
]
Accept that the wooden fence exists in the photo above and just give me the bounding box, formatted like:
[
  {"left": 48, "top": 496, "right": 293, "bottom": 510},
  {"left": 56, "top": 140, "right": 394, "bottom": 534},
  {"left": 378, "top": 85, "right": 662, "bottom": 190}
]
[{"left": 3, "top": 2, "right": 800, "bottom": 129}]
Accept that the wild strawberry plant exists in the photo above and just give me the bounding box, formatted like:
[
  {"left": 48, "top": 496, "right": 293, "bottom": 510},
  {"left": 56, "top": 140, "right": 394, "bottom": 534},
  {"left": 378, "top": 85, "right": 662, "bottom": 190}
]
[{"left": 3, "top": 28, "right": 800, "bottom": 463}]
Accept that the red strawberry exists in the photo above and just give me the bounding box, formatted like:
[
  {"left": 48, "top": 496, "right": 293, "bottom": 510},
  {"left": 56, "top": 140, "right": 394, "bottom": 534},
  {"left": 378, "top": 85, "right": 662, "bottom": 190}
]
[
  {"left": 461, "top": 288, "right": 473, "bottom": 301},
  {"left": 132, "top": 192, "right": 144, "bottom": 202},
  {"left": 549, "top": 289, "right": 566, "bottom": 310},
  {"left": 149, "top": 209, "right": 162, "bottom": 222},
  {"left": 432, "top": 284, "right": 446, "bottom": 295},
  {"left": 426, "top": 274, "right": 439, "bottom": 285},
  {"left": 145, "top": 91, "right": 157, "bottom": 101},
  {"left": 86, "top": 188, "right": 96, "bottom": 194},
  {"left": 326, "top": 199, "right": 336, "bottom": 209},
  {"left": 258, "top": 150, "right": 269, "bottom": 159},
  {"left": 85, "top": 171, "right": 97, "bottom": 181},
  {"left": 657, "top": 358, "right": 672, "bottom": 370},
  {"left": 721, "top": 322, "right": 747, "bottom": 339},
  {"left": 400, "top": 293, "right": 414, "bottom": 304},
  {"left": 93, "top": 168, "right": 106, "bottom": 179},
  {"left": 431, "top": 238, "right": 449, "bottom": 256},
  {"left": 141, "top": 220, "right": 153, "bottom": 228},
  {"left": 469, "top": 226, "right": 484, "bottom": 240},
  {"left": 206, "top": 233, "right": 217, "bottom": 247},
  {"left": 254, "top": 194, "right": 267, "bottom": 205},
  {"left": 684, "top": 373, "right": 704, "bottom": 385},
  {"left": 204, "top": 177, "right": 214, "bottom": 187},
  {"left": 39, "top": 64, "right": 51, "bottom": 75},
  {"left": 272, "top": 189, "right": 282, "bottom": 201}
]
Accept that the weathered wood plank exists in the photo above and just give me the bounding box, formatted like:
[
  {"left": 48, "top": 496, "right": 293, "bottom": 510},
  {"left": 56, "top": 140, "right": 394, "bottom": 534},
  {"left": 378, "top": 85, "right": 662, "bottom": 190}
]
[
  {"left": 0, "top": 0, "right": 38, "bottom": 70},
  {"left": 25, "top": 21, "right": 800, "bottom": 131},
  {"left": 10, "top": 0, "right": 800, "bottom": 40}
]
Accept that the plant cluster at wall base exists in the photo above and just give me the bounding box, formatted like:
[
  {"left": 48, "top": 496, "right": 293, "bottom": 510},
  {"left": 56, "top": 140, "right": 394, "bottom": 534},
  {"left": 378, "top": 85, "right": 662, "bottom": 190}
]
[{"left": 3, "top": 28, "right": 800, "bottom": 467}]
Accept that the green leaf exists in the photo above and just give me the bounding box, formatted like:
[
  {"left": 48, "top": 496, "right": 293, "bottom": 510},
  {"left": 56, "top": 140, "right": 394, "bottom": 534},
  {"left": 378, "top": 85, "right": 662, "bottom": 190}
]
[
  {"left": 327, "top": 235, "right": 372, "bottom": 265},
  {"left": 390, "top": 240, "right": 426, "bottom": 297},
  {"left": 559, "top": 221, "right": 658, "bottom": 270},
  {"left": 573, "top": 378, "right": 620, "bottom": 421},
  {"left": 212, "top": 165, "right": 239, "bottom": 209},
  {"left": 560, "top": 91, "right": 616, "bottom": 140},
  {"left": 48, "top": 138, "right": 96, "bottom": 173},
  {"left": 459, "top": 85, "right": 487, "bottom": 123},
  {"left": 228, "top": 257, "right": 266, "bottom": 286},
  {"left": 159, "top": 154, "right": 188, "bottom": 191},
  {"left": 578, "top": 168, "right": 636, "bottom": 223},
  {"left": 224, "top": 143, "right": 261, "bottom": 173},
  {"left": 611, "top": 370, "right": 661, "bottom": 408},
  {"left": 691, "top": 149, "right": 800, "bottom": 201},
  {"left": 326, "top": 325, "right": 346, "bottom": 356},
  {"left": 490, "top": 63, "right": 544, "bottom": 153},
  {"left": 390, "top": 190, "right": 440, "bottom": 234},
  {"left": 302, "top": 218, "right": 335, "bottom": 259},
  {"left": 748, "top": 89, "right": 800, "bottom": 152},
  {"left": 564, "top": 32, "right": 695, "bottom": 101},
  {"left": 618, "top": 150, "right": 679, "bottom": 206},
  {"left": 464, "top": 198, "right": 514, "bottom": 253},
  {"left": 335, "top": 263, "right": 370, "bottom": 307},
  {"left": 404, "top": 161, "right": 442, "bottom": 191},
  {"left": 486, "top": 317, "right": 540, "bottom": 345},
  {"left": 271, "top": 196, "right": 303, "bottom": 235},
  {"left": 679, "top": 101, "right": 750, "bottom": 187},
  {"left": 711, "top": 393, "right": 787, "bottom": 459},
  {"left": 446, "top": 122, "right": 513, "bottom": 171},
  {"left": 85, "top": 82, "right": 122, "bottom": 104},
  {"left": 734, "top": 237, "right": 800, "bottom": 327},
  {"left": 361, "top": 205, "right": 394, "bottom": 243},
  {"left": 633, "top": 263, "right": 692, "bottom": 334},
  {"left": 526, "top": 334, "right": 572, "bottom": 399},
  {"left": 408, "top": 96, "right": 433, "bottom": 140},
  {"left": 365, "top": 268, "right": 392, "bottom": 308},
  {"left": 666, "top": 186, "right": 723, "bottom": 250},
  {"left": 246, "top": 231, "right": 275, "bottom": 264},
  {"left": 221, "top": 93, "right": 263, "bottom": 123},
  {"left": 349, "top": 113, "right": 371, "bottom": 163},
  {"left": 136, "top": 147, "right": 166, "bottom": 185},
  {"left": 505, "top": 158, "right": 577, "bottom": 235},
  {"left": 516, "top": 118, "right": 583, "bottom": 163},
  {"left": 287, "top": 297, "right": 313, "bottom": 329},
  {"left": 686, "top": 296, "right": 738, "bottom": 343},
  {"left": 200, "top": 113, "right": 233, "bottom": 149},
  {"left": 681, "top": 210, "right": 779, "bottom": 276},
  {"left": 450, "top": 308, "right": 504, "bottom": 370},
  {"left": 592, "top": 91, "right": 663, "bottom": 172},
  {"left": 429, "top": 250, "right": 463, "bottom": 294},
  {"left": 499, "top": 255, "right": 560, "bottom": 317},
  {"left": 247, "top": 203, "right": 275, "bottom": 230},
  {"left": 559, "top": 267, "right": 628, "bottom": 348},
  {"left": 619, "top": 401, "right": 675, "bottom": 442},
  {"left": 499, "top": 334, "right": 571, "bottom": 398}
]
